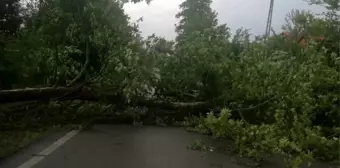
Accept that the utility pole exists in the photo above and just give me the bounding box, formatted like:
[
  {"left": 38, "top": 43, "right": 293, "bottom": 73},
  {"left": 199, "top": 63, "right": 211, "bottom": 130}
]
[{"left": 265, "top": 0, "right": 274, "bottom": 38}]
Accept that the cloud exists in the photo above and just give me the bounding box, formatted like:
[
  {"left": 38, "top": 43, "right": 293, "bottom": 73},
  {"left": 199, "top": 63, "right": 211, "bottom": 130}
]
[
  {"left": 124, "top": 0, "right": 325, "bottom": 40},
  {"left": 124, "top": 0, "right": 182, "bottom": 39}
]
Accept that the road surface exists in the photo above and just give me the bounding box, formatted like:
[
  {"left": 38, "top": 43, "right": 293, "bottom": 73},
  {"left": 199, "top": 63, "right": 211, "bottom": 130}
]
[
  {"left": 1, "top": 125, "right": 248, "bottom": 168},
  {"left": 0, "top": 125, "right": 336, "bottom": 168}
]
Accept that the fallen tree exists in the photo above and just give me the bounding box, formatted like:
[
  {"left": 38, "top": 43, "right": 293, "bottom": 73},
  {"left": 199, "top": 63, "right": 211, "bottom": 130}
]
[
  {"left": 0, "top": 87, "right": 100, "bottom": 103},
  {"left": 0, "top": 87, "right": 211, "bottom": 111}
]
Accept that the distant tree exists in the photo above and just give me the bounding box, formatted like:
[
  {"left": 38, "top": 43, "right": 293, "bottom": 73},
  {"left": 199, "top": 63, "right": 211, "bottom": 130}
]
[
  {"left": 175, "top": 0, "right": 219, "bottom": 44},
  {"left": 160, "top": 0, "right": 231, "bottom": 102}
]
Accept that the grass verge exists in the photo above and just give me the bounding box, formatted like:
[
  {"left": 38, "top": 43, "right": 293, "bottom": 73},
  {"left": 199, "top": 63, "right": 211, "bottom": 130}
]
[{"left": 0, "top": 125, "right": 67, "bottom": 159}]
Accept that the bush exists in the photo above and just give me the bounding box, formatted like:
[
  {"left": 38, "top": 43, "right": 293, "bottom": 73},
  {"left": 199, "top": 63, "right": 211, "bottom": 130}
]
[{"left": 186, "top": 109, "right": 339, "bottom": 168}]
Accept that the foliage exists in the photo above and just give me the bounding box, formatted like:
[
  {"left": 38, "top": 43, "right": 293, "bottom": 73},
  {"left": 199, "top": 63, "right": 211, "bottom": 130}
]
[
  {"left": 185, "top": 109, "right": 339, "bottom": 167},
  {"left": 0, "top": 0, "right": 339, "bottom": 166},
  {"left": 0, "top": 0, "right": 22, "bottom": 89},
  {"left": 172, "top": 0, "right": 340, "bottom": 167},
  {"left": 155, "top": 0, "right": 231, "bottom": 102},
  {"left": 175, "top": 0, "right": 219, "bottom": 44}
]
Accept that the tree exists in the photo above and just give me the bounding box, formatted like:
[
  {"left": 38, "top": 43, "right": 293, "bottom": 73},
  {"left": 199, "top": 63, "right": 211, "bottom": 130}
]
[
  {"left": 0, "top": 0, "right": 339, "bottom": 166},
  {"left": 0, "top": 0, "right": 22, "bottom": 43},
  {"left": 7, "top": 0, "right": 141, "bottom": 87},
  {"left": 175, "top": 0, "right": 219, "bottom": 44},
  {"left": 158, "top": 0, "right": 232, "bottom": 103},
  {"left": 0, "top": 0, "right": 22, "bottom": 89}
]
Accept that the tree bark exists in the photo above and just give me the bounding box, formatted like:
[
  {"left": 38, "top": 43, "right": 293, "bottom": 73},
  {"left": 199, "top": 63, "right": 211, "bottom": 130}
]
[
  {"left": 134, "top": 99, "right": 211, "bottom": 110},
  {"left": 0, "top": 87, "right": 211, "bottom": 110},
  {"left": 0, "top": 87, "right": 99, "bottom": 103}
]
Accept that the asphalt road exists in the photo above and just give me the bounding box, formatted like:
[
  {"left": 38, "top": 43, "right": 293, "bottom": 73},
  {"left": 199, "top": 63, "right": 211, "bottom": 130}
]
[
  {"left": 1, "top": 125, "right": 336, "bottom": 168},
  {"left": 1, "top": 125, "right": 246, "bottom": 168}
]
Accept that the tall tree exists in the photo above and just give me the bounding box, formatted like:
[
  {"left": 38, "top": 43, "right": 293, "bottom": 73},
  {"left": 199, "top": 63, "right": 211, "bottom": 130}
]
[
  {"left": 163, "top": 0, "right": 231, "bottom": 102},
  {"left": 0, "top": 0, "right": 22, "bottom": 44},
  {"left": 0, "top": 0, "right": 22, "bottom": 89},
  {"left": 175, "top": 0, "right": 218, "bottom": 44}
]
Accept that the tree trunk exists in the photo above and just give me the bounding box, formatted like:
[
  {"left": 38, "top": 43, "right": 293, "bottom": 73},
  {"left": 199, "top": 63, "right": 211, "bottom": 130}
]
[
  {"left": 0, "top": 87, "right": 211, "bottom": 110},
  {"left": 0, "top": 87, "right": 99, "bottom": 103}
]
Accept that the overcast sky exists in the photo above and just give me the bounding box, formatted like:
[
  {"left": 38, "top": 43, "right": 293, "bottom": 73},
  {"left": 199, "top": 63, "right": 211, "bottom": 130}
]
[{"left": 123, "top": 0, "right": 325, "bottom": 40}]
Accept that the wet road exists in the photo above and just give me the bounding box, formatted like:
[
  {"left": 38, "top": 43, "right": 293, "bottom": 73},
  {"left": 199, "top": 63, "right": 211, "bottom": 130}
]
[
  {"left": 1, "top": 125, "right": 336, "bottom": 168},
  {"left": 4, "top": 125, "right": 245, "bottom": 168}
]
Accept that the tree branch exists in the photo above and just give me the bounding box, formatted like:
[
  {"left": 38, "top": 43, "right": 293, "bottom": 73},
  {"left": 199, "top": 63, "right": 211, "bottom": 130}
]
[{"left": 67, "top": 39, "right": 90, "bottom": 86}]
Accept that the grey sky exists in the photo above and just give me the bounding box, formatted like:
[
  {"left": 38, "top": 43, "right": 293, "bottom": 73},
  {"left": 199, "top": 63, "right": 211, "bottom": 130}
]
[{"left": 123, "top": 0, "right": 325, "bottom": 40}]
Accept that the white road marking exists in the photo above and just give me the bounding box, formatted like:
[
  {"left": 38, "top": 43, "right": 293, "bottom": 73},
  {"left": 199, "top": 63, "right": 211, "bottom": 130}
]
[{"left": 17, "top": 130, "right": 79, "bottom": 168}]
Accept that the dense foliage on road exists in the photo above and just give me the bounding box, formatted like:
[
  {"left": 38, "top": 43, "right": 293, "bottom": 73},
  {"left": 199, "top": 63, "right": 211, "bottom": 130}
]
[{"left": 0, "top": 0, "right": 339, "bottom": 167}]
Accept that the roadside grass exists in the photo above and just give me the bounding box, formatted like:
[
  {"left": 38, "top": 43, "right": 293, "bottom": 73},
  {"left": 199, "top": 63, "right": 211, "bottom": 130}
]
[{"left": 0, "top": 125, "right": 71, "bottom": 159}]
